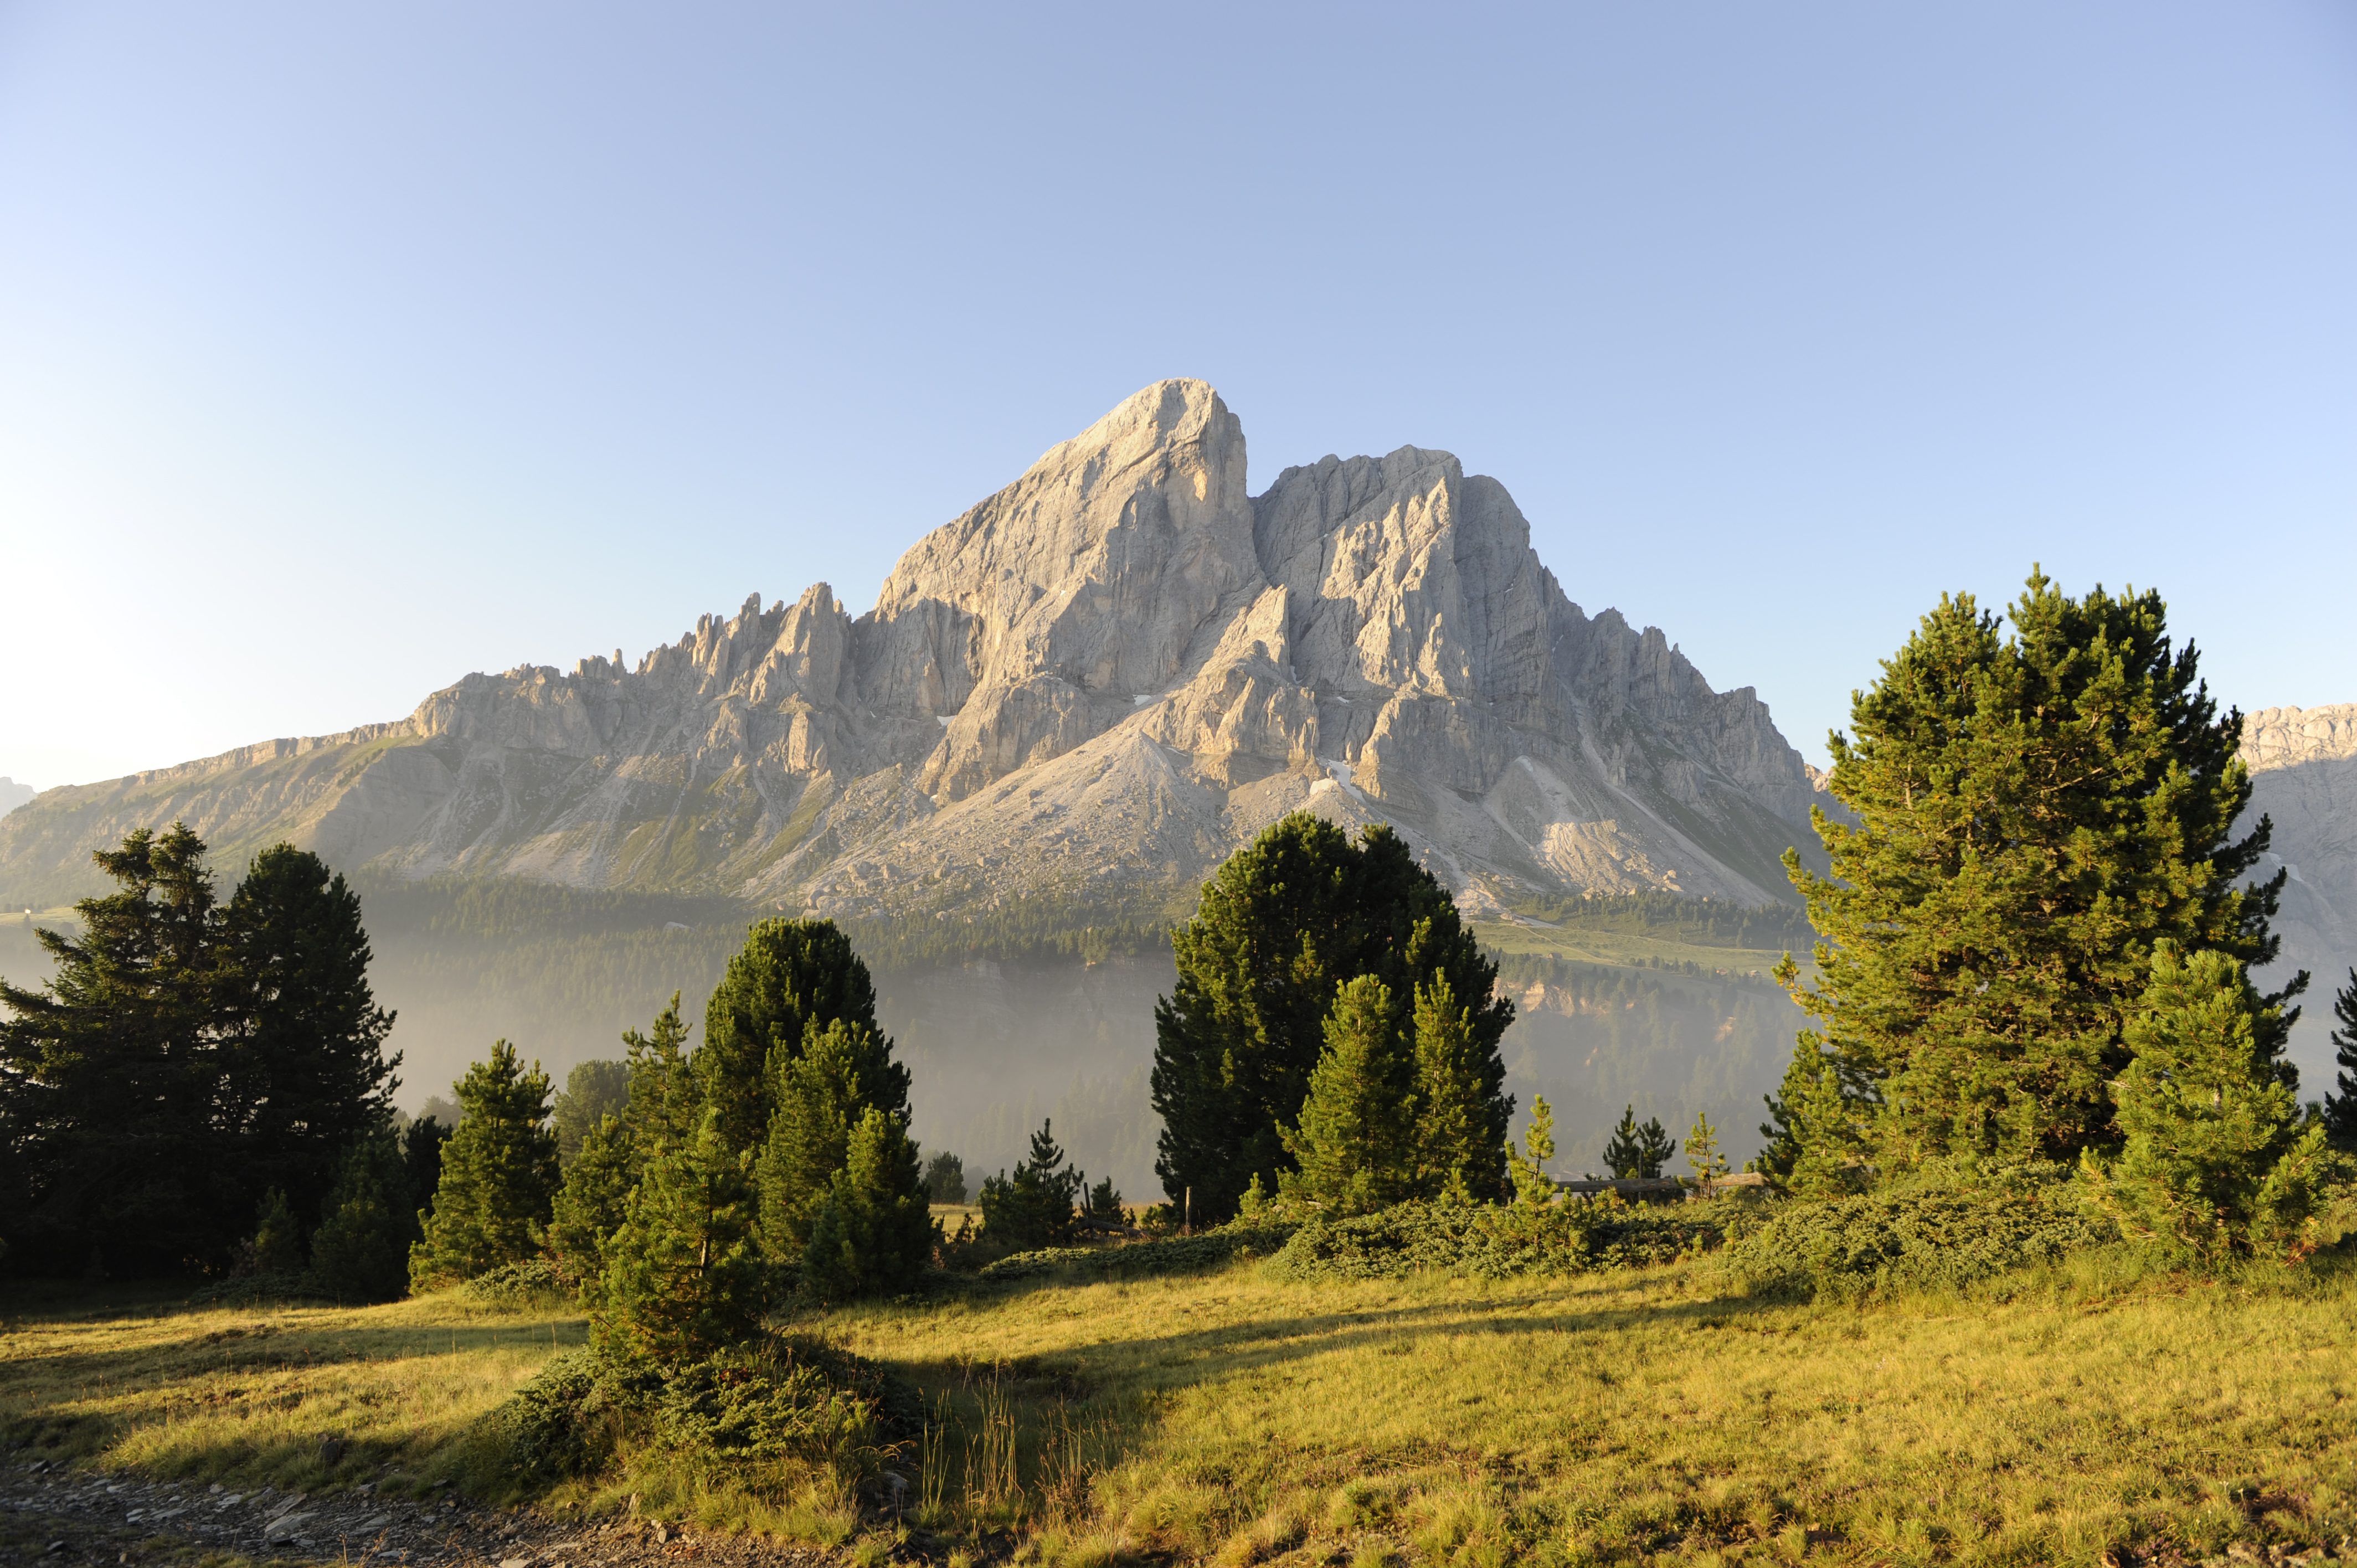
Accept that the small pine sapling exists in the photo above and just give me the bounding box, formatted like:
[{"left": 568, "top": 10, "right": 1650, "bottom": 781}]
[
  {"left": 1686, "top": 1111, "right": 1728, "bottom": 1189},
  {"left": 1507, "top": 1096, "right": 1557, "bottom": 1209}
]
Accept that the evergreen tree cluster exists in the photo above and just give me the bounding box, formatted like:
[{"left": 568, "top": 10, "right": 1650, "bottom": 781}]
[
  {"left": 978, "top": 1120, "right": 1089, "bottom": 1249},
  {"left": 0, "top": 826, "right": 405, "bottom": 1278},
  {"left": 1152, "top": 815, "right": 1517, "bottom": 1221},
  {"left": 1762, "top": 572, "right": 2348, "bottom": 1257},
  {"left": 1601, "top": 1106, "right": 1678, "bottom": 1180},
  {"left": 543, "top": 919, "right": 936, "bottom": 1365}
]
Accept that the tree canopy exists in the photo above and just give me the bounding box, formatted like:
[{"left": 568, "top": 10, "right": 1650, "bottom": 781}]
[
  {"left": 0, "top": 825, "right": 398, "bottom": 1275},
  {"left": 1767, "top": 574, "right": 2299, "bottom": 1185},
  {"left": 1151, "top": 814, "right": 1513, "bottom": 1221}
]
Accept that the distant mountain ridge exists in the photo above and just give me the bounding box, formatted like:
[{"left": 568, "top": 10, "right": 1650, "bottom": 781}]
[
  {"left": 0, "top": 778, "right": 31, "bottom": 821},
  {"left": 2242, "top": 703, "right": 2357, "bottom": 1090},
  {"left": 0, "top": 381, "right": 1831, "bottom": 916}
]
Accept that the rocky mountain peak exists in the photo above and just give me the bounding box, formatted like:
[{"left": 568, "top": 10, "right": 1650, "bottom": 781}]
[{"left": 0, "top": 380, "right": 1837, "bottom": 914}]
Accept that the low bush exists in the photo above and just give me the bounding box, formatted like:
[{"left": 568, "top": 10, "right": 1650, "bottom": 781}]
[
  {"left": 461, "top": 1257, "right": 568, "bottom": 1305},
  {"left": 1718, "top": 1183, "right": 2116, "bottom": 1299},
  {"left": 496, "top": 1332, "right": 916, "bottom": 1492},
  {"left": 1264, "top": 1196, "right": 1728, "bottom": 1282},
  {"left": 976, "top": 1220, "right": 1302, "bottom": 1283}
]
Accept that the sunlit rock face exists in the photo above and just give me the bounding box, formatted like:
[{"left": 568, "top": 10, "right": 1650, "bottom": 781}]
[
  {"left": 2240, "top": 704, "right": 2357, "bottom": 1090},
  {"left": 0, "top": 379, "right": 1834, "bottom": 914}
]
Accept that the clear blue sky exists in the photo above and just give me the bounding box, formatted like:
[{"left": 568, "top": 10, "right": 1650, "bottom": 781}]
[{"left": 3, "top": 2, "right": 2352, "bottom": 790}]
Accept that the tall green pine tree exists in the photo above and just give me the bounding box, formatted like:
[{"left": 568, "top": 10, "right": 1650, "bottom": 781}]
[
  {"left": 755, "top": 1018, "right": 894, "bottom": 1264},
  {"left": 1778, "top": 574, "right": 2301, "bottom": 1178},
  {"left": 307, "top": 1129, "right": 416, "bottom": 1303},
  {"left": 545, "top": 1114, "right": 639, "bottom": 1296},
  {"left": 699, "top": 920, "right": 904, "bottom": 1155},
  {"left": 215, "top": 845, "right": 398, "bottom": 1215},
  {"left": 1280, "top": 976, "right": 1416, "bottom": 1215},
  {"left": 978, "top": 1120, "right": 1082, "bottom": 1249},
  {"left": 799, "top": 1106, "right": 933, "bottom": 1301},
  {"left": 597, "top": 1107, "right": 767, "bottom": 1363},
  {"left": 408, "top": 1042, "right": 559, "bottom": 1290},
  {"left": 1410, "top": 974, "right": 1507, "bottom": 1200},
  {"left": 0, "top": 824, "right": 222, "bottom": 1272}
]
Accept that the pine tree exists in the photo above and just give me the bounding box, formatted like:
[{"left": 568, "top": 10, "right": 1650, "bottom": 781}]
[
  {"left": 621, "top": 994, "right": 696, "bottom": 1153},
  {"left": 1152, "top": 814, "right": 1513, "bottom": 1221},
  {"left": 922, "top": 1152, "right": 967, "bottom": 1205},
  {"left": 1506, "top": 1096, "right": 1557, "bottom": 1209},
  {"left": 402, "top": 1115, "right": 453, "bottom": 1221},
  {"left": 0, "top": 824, "right": 220, "bottom": 1272},
  {"left": 214, "top": 845, "right": 398, "bottom": 1218},
  {"left": 799, "top": 1107, "right": 933, "bottom": 1301},
  {"left": 307, "top": 1130, "right": 415, "bottom": 1303},
  {"left": 699, "top": 920, "right": 903, "bottom": 1155},
  {"left": 597, "top": 1107, "right": 767, "bottom": 1363},
  {"left": 546, "top": 1114, "right": 639, "bottom": 1296},
  {"left": 1083, "top": 1175, "right": 1124, "bottom": 1225},
  {"left": 1411, "top": 974, "right": 1507, "bottom": 1200},
  {"left": 1686, "top": 1111, "right": 1728, "bottom": 1187},
  {"left": 1602, "top": 1107, "right": 1644, "bottom": 1179},
  {"left": 754, "top": 1019, "right": 891, "bottom": 1263},
  {"left": 979, "top": 1120, "right": 1082, "bottom": 1249},
  {"left": 1635, "top": 1116, "right": 1677, "bottom": 1179},
  {"left": 408, "top": 1042, "right": 559, "bottom": 1291},
  {"left": 2323, "top": 969, "right": 2357, "bottom": 1152},
  {"left": 247, "top": 1187, "right": 304, "bottom": 1276},
  {"left": 551, "top": 1060, "right": 630, "bottom": 1163},
  {"left": 1279, "top": 977, "right": 1416, "bottom": 1215},
  {"left": 2083, "top": 944, "right": 2329, "bottom": 1258},
  {"left": 1780, "top": 574, "right": 2302, "bottom": 1176}
]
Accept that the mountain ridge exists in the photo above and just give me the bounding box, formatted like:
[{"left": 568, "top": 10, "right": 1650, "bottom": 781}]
[{"left": 0, "top": 381, "right": 1830, "bottom": 916}]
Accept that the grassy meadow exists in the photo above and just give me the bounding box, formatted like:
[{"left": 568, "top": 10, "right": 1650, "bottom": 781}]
[{"left": 6, "top": 1252, "right": 2356, "bottom": 1566}]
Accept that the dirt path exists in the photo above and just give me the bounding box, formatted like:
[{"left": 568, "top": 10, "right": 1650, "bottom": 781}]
[{"left": 0, "top": 1461, "right": 837, "bottom": 1568}]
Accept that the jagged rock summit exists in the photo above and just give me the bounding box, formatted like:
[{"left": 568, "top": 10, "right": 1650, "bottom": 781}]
[{"left": 0, "top": 381, "right": 1831, "bottom": 914}]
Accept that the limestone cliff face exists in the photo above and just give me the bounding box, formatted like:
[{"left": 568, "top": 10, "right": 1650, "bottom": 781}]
[
  {"left": 2241, "top": 705, "right": 2357, "bottom": 1087},
  {"left": 0, "top": 380, "right": 1833, "bottom": 912}
]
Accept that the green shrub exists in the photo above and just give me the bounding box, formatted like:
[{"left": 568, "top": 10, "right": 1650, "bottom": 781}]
[
  {"left": 655, "top": 1342, "right": 886, "bottom": 1466},
  {"left": 1264, "top": 1196, "right": 1726, "bottom": 1282},
  {"left": 1720, "top": 1186, "right": 2116, "bottom": 1299},
  {"left": 976, "top": 1220, "right": 1303, "bottom": 1283},
  {"left": 461, "top": 1257, "right": 568, "bottom": 1305},
  {"left": 496, "top": 1333, "right": 913, "bottom": 1489},
  {"left": 501, "top": 1347, "right": 640, "bottom": 1481}
]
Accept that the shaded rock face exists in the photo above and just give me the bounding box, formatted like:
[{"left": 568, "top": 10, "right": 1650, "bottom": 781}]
[
  {"left": 2241, "top": 704, "right": 2357, "bottom": 1091},
  {"left": 0, "top": 380, "right": 1832, "bottom": 912}
]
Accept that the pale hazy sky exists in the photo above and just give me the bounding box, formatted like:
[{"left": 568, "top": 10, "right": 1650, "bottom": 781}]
[{"left": 3, "top": 3, "right": 2353, "bottom": 790}]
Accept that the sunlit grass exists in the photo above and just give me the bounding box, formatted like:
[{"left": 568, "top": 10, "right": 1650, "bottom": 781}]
[
  {"left": 6, "top": 1254, "right": 2356, "bottom": 1564},
  {"left": 0, "top": 1288, "right": 583, "bottom": 1498},
  {"left": 819, "top": 1257, "right": 2357, "bottom": 1564}
]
